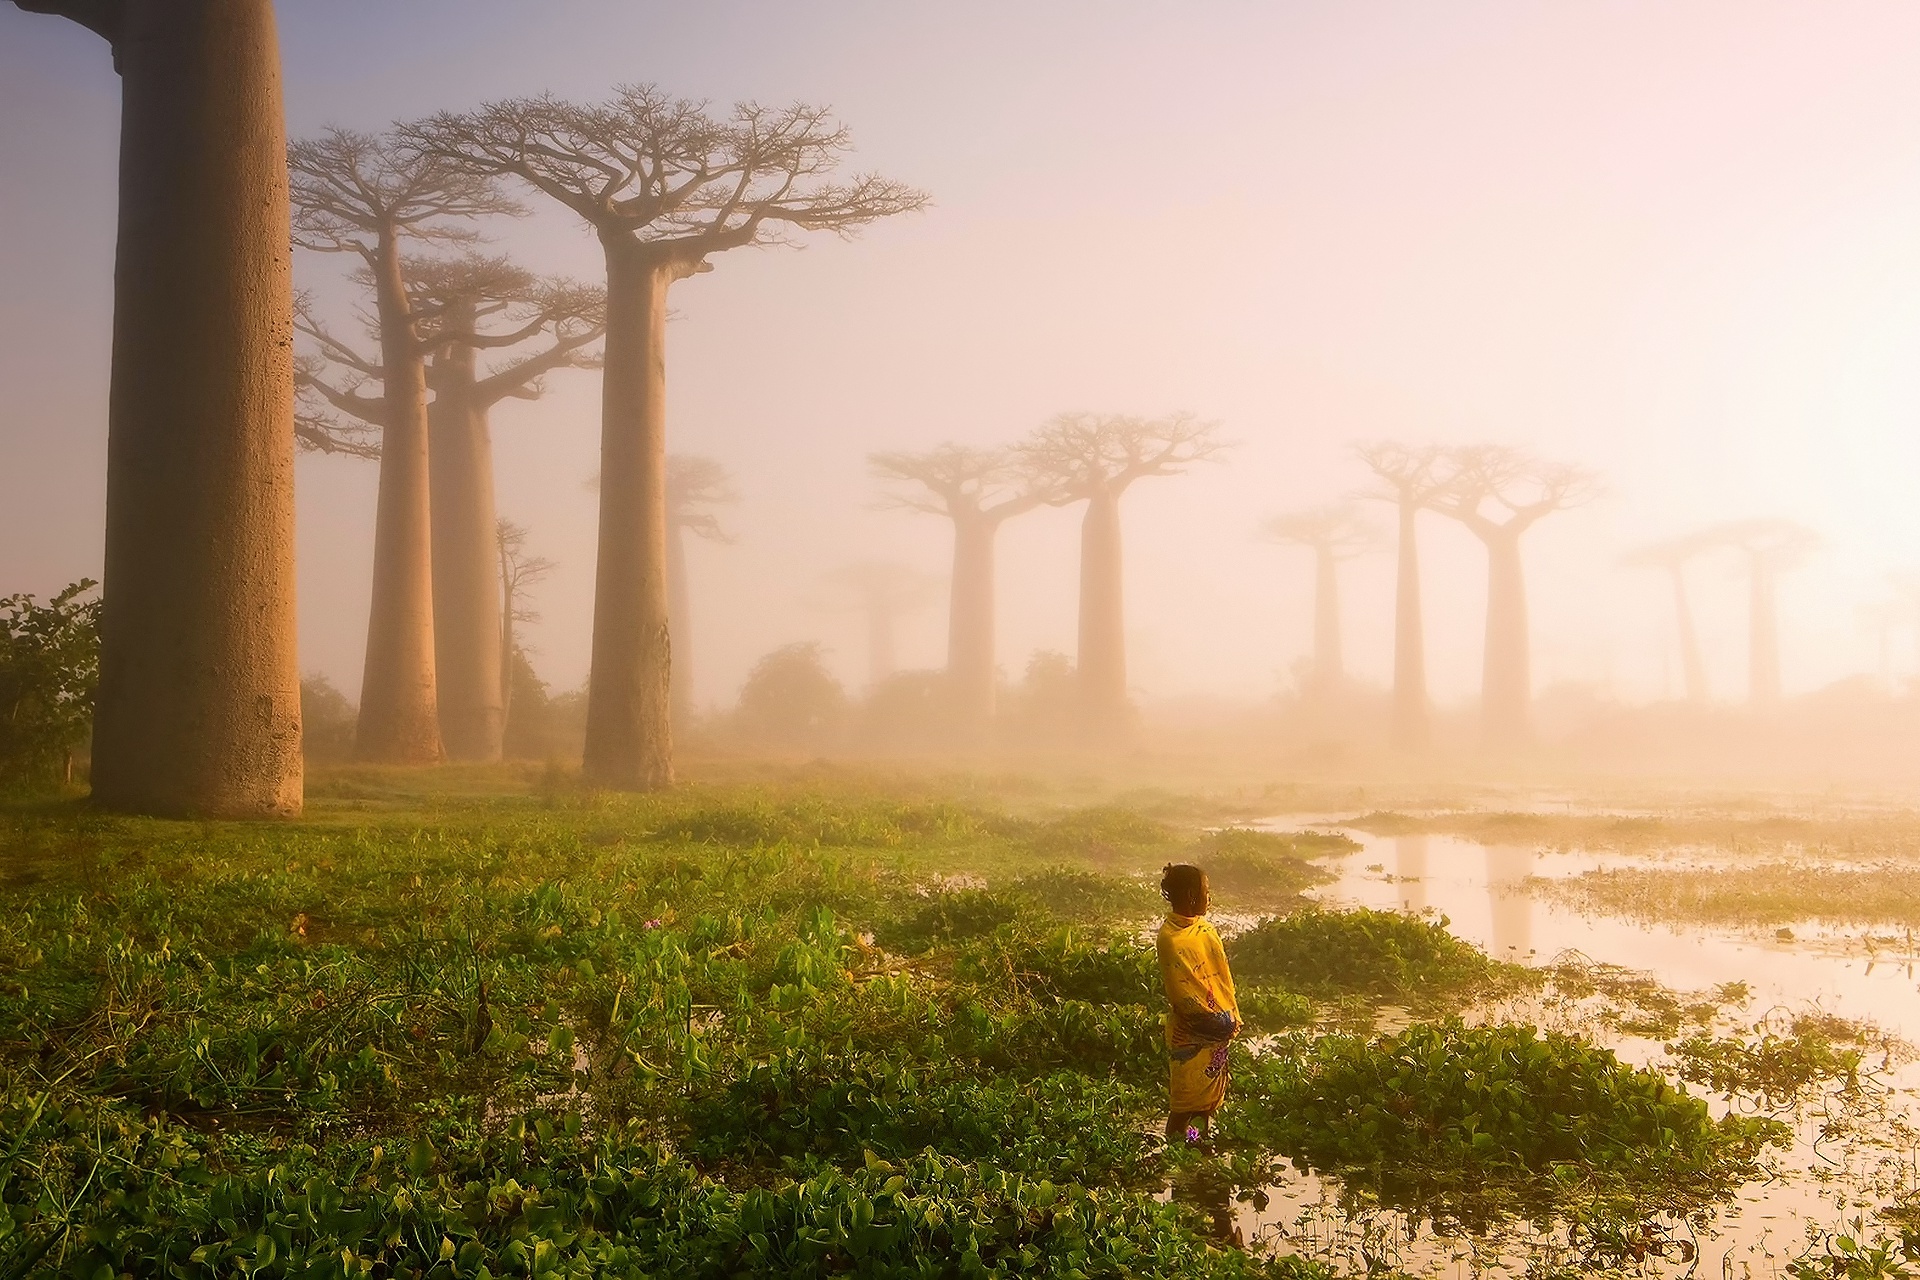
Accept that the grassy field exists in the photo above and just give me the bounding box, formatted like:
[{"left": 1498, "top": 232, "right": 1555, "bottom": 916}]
[{"left": 0, "top": 767, "right": 1808, "bottom": 1277}]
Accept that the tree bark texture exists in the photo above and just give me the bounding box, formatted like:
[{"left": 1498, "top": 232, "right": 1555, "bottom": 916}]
[
  {"left": 1389, "top": 498, "right": 1430, "bottom": 751},
  {"left": 428, "top": 334, "right": 504, "bottom": 761},
  {"left": 1311, "top": 544, "right": 1342, "bottom": 692},
  {"left": 353, "top": 235, "right": 441, "bottom": 763},
  {"left": 582, "top": 244, "right": 673, "bottom": 789},
  {"left": 88, "top": 0, "right": 303, "bottom": 817},
  {"left": 1749, "top": 557, "right": 1781, "bottom": 707},
  {"left": 1480, "top": 530, "right": 1532, "bottom": 746},
  {"left": 1669, "top": 564, "right": 1708, "bottom": 703},
  {"left": 667, "top": 520, "right": 692, "bottom": 731},
  {"left": 946, "top": 514, "right": 997, "bottom": 730},
  {"left": 1076, "top": 485, "right": 1128, "bottom": 733}
]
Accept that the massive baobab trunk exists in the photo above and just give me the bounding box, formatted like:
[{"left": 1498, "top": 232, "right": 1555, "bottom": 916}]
[
  {"left": 1077, "top": 487, "right": 1128, "bottom": 728},
  {"left": 427, "top": 332, "right": 504, "bottom": 761},
  {"left": 1479, "top": 530, "right": 1532, "bottom": 746},
  {"left": 1749, "top": 555, "right": 1781, "bottom": 707},
  {"left": 582, "top": 245, "right": 674, "bottom": 788},
  {"left": 1390, "top": 499, "right": 1430, "bottom": 751},
  {"left": 948, "top": 514, "right": 998, "bottom": 724},
  {"left": 354, "top": 238, "right": 441, "bottom": 763},
  {"left": 75, "top": 0, "right": 303, "bottom": 816},
  {"left": 1669, "top": 565, "right": 1708, "bottom": 703}
]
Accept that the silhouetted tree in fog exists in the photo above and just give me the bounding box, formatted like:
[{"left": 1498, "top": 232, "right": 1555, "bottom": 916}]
[
  {"left": 1357, "top": 444, "right": 1448, "bottom": 752},
  {"left": 1708, "top": 519, "right": 1819, "bottom": 708},
  {"left": 1263, "top": 505, "right": 1379, "bottom": 696},
  {"left": 404, "top": 87, "right": 927, "bottom": 790},
  {"left": 495, "top": 518, "right": 556, "bottom": 736},
  {"left": 418, "top": 257, "right": 603, "bottom": 761},
  {"left": 1430, "top": 446, "right": 1598, "bottom": 747},
  {"left": 666, "top": 456, "right": 738, "bottom": 731},
  {"left": 870, "top": 445, "right": 1049, "bottom": 732},
  {"left": 289, "top": 128, "right": 520, "bottom": 765},
  {"left": 10, "top": 0, "right": 302, "bottom": 815},
  {"left": 1622, "top": 531, "right": 1719, "bottom": 703},
  {"left": 1019, "top": 413, "right": 1226, "bottom": 734},
  {"left": 298, "top": 257, "right": 603, "bottom": 762},
  {"left": 812, "top": 562, "right": 943, "bottom": 690}
]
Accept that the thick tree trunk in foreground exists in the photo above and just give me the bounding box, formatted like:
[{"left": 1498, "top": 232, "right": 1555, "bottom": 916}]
[
  {"left": 947, "top": 514, "right": 998, "bottom": 731},
  {"left": 667, "top": 520, "right": 692, "bottom": 732},
  {"left": 1389, "top": 498, "right": 1430, "bottom": 752},
  {"left": 582, "top": 244, "right": 673, "bottom": 789},
  {"left": 89, "top": 0, "right": 302, "bottom": 817},
  {"left": 354, "top": 236, "right": 441, "bottom": 763},
  {"left": 1076, "top": 485, "right": 1128, "bottom": 733},
  {"left": 1749, "top": 558, "right": 1781, "bottom": 707},
  {"left": 1669, "top": 565, "right": 1708, "bottom": 703},
  {"left": 1311, "top": 544, "right": 1342, "bottom": 693},
  {"left": 428, "top": 337, "right": 504, "bottom": 761},
  {"left": 1479, "top": 530, "right": 1531, "bottom": 747}
]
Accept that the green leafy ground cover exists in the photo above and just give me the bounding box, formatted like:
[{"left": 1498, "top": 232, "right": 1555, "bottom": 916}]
[{"left": 0, "top": 778, "right": 1786, "bottom": 1276}]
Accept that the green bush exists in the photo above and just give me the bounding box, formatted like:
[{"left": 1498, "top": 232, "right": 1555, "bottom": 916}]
[
  {"left": 0, "top": 580, "right": 98, "bottom": 792},
  {"left": 1226, "top": 906, "right": 1505, "bottom": 1004}
]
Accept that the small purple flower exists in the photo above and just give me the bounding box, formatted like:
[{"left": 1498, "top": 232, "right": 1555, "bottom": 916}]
[
  {"left": 1185, "top": 1125, "right": 1201, "bottom": 1144},
  {"left": 644, "top": 919, "right": 662, "bottom": 930}
]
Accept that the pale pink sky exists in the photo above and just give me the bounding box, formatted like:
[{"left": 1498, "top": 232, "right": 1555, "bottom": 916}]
[{"left": 5, "top": 2, "right": 1920, "bottom": 709}]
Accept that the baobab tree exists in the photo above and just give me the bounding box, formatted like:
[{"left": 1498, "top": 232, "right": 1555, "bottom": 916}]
[
  {"left": 1018, "top": 412, "right": 1227, "bottom": 732},
  {"left": 1262, "top": 505, "right": 1380, "bottom": 695},
  {"left": 1622, "top": 530, "right": 1720, "bottom": 703},
  {"left": 299, "top": 259, "right": 603, "bottom": 761},
  {"left": 869, "top": 444, "right": 1048, "bottom": 729},
  {"left": 495, "top": 518, "right": 556, "bottom": 733},
  {"left": 404, "top": 86, "right": 927, "bottom": 790},
  {"left": 811, "top": 562, "right": 944, "bottom": 689},
  {"left": 10, "top": 0, "right": 301, "bottom": 816},
  {"left": 1430, "top": 446, "right": 1599, "bottom": 747},
  {"left": 1356, "top": 444, "right": 1449, "bottom": 752},
  {"left": 289, "top": 128, "right": 520, "bottom": 764},
  {"left": 666, "top": 456, "right": 737, "bottom": 731},
  {"left": 418, "top": 257, "right": 604, "bottom": 761},
  {"left": 1707, "top": 519, "right": 1820, "bottom": 708}
]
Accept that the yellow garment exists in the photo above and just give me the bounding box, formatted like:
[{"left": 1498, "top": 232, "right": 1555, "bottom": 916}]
[{"left": 1156, "top": 912, "right": 1240, "bottom": 1115}]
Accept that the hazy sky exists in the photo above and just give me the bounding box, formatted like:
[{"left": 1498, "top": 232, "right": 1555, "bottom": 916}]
[{"left": 7, "top": 2, "right": 1920, "bottom": 711}]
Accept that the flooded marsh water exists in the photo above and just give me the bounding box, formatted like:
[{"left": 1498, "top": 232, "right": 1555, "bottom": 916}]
[{"left": 1228, "top": 820, "right": 1920, "bottom": 1278}]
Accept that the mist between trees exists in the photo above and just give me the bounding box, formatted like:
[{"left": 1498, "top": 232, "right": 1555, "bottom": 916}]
[{"left": 12, "top": 1, "right": 1920, "bottom": 812}]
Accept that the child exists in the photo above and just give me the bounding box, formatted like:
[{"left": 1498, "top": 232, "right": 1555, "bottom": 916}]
[{"left": 1156, "top": 862, "right": 1240, "bottom": 1143}]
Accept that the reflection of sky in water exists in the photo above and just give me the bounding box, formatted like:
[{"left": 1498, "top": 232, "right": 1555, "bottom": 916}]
[{"left": 1215, "top": 820, "right": 1920, "bottom": 1278}]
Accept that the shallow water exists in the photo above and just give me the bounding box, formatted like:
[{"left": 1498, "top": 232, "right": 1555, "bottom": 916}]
[{"left": 1225, "top": 821, "right": 1920, "bottom": 1278}]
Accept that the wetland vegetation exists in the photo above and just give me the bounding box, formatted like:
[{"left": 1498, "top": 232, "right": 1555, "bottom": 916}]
[{"left": 8, "top": 770, "right": 1911, "bottom": 1277}]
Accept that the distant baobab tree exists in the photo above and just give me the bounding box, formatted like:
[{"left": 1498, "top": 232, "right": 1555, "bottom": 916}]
[
  {"left": 1262, "top": 505, "right": 1380, "bottom": 695},
  {"left": 495, "top": 518, "right": 556, "bottom": 732},
  {"left": 869, "top": 445, "right": 1048, "bottom": 730},
  {"left": 419, "top": 257, "right": 603, "bottom": 761},
  {"left": 1356, "top": 443, "right": 1449, "bottom": 751},
  {"left": 404, "top": 86, "right": 927, "bottom": 790},
  {"left": 1708, "top": 519, "right": 1820, "bottom": 708},
  {"left": 1858, "top": 599, "right": 1902, "bottom": 685},
  {"left": 1622, "top": 530, "right": 1720, "bottom": 703},
  {"left": 1430, "top": 446, "right": 1599, "bottom": 747},
  {"left": 289, "top": 128, "right": 520, "bottom": 765},
  {"left": 810, "top": 562, "right": 944, "bottom": 689},
  {"left": 1019, "top": 412, "right": 1227, "bottom": 732},
  {"left": 666, "top": 456, "right": 738, "bottom": 730},
  {"left": 10, "top": 0, "right": 302, "bottom": 815}
]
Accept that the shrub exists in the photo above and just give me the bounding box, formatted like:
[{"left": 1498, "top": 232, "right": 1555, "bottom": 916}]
[{"left": 0, "top": 580, "right": 99, "bottom": 792}]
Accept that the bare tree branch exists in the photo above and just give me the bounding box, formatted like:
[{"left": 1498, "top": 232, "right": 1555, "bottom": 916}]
[
  {"left": 1015, "top": 412, "right": 1228, "bottom": 501},
  {"left": 668, "top": 455, "right": 738, "bottom": 542},
  {"left": 1263, "top": 504, "right": 1383, "bottom": 559},
  {"left": 868, "top": 443, "right": 1050, "bottom": 523},
  {"left": 399, "top": 85, "right": 928, "bottom": 272},
  {"left": 1428, "top": 445, "right": 1601, "bottom": 542}
]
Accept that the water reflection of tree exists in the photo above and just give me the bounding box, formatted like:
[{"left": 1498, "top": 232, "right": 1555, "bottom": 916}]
[
  {"left": 1394, "top": 834, "right": 1430, "bottom": 915},
  {"left": 1486, "top": 844, "right": 1534, "bottom": 959}
]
